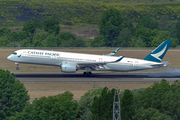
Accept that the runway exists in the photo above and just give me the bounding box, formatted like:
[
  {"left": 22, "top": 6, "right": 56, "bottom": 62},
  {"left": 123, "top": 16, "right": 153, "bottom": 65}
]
[{"left": 13, "top": 72, "right": 180, "bottom": 82}]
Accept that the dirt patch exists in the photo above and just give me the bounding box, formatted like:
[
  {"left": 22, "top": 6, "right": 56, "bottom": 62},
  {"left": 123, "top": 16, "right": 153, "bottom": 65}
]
[
  {"left": 72, "top": 31, "right": 99, "bottom": 38},
  {"left": 60, "top": 24, "right": 99, "bottom": 39}
]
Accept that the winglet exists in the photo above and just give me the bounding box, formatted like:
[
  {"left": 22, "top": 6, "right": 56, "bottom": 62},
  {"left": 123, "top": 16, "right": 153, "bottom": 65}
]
[
  {"left": 105, "top": 48, "right": 120, "bottom": 56},
  {"left": 112, "top": 48, "right": 120, "bottom": 54},
  {"left": 113, "top": 56, "right": 125, "bottom": 62}
]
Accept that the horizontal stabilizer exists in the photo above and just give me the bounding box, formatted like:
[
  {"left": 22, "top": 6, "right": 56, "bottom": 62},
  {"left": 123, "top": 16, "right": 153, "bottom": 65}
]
[{"left": 150, "top": 61, "right": 169, "bottom": 67}]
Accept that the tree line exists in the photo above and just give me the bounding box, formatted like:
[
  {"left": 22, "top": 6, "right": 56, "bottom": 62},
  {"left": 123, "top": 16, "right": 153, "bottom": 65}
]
[
  {"left": 0, "top": 18, "right": 86, "bottom": 48},
  {"left": 1, "top": 69, "right": 180, "bottom": 120},
  {"left": 0, "top": 8, "right": 180, "bottom": 47},
  {"left": 91, "top": 8, "right": 179, "bottom": 47}
]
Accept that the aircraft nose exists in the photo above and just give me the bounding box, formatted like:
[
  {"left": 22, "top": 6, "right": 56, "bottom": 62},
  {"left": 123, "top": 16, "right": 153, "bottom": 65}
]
[{"left": 7, "top": 55, "right": 11, "bottom": 60}]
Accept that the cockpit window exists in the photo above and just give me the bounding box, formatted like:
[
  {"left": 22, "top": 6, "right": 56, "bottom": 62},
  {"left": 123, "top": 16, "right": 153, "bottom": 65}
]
[{"left": 12, "top": 52, "right": 17, "bottom": 55}]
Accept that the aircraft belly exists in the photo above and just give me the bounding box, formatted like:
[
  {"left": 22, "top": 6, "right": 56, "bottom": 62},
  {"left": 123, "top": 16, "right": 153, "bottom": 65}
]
[{"left": 106, "top": 63, "right": 153, "bottom": 72}]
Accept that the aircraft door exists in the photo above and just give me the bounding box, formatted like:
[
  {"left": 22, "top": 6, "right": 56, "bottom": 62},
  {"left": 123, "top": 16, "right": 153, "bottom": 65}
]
[
  {"left": 51, "top": 55, "right": 57, "bottom": 60},
  {"left": 51, "top": 53, "right": 59, "bottom": 60},
  {"left": 22, "top": 51, "right": 26, "bottom": 58},
  {"left": 99, "top": 58, "right": 103, "bottom": 62},
  {"left": 134, "top": 61, "right": 138, "bottom": 67},
  {"left": 57, "top": 53, "right": 60, "bottom": 59}
]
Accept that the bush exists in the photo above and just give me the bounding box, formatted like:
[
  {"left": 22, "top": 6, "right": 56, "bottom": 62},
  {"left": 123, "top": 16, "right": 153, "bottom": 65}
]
[
  {"left": 135, "top": 80, "right": 180, "bottom": 120},
  {"left": 90, "top": 35, "right": 105, "bottom": 47},
  {"left": 133, "top": 108, "right": 172, "bottom": 120},
  {"left": 77, "top": 88, "right": 102, "bottom": 120},
  {"left": 0, "top": 36, "right": 10, "bottom": 47},
  {"left": 10, "top": 91, "right": 78, "bottom": 120},
  {"left": 74, "top": 37, "right": 86, "bottom": 47},
  {"left": 43, "top": 18, "right": 60, "bottom": 35},
  {"left": 0, "top": 28, "right": 11, "bottom": 37},
  {"left": 99, "top": 8, "right": 124, "bottom": 46},
  {"left": 91, "top": 87, "right": 116, "bottom": 119}
]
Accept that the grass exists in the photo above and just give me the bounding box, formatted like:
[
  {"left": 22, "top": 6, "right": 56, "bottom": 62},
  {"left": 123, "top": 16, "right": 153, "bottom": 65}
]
[{"left": 24, "top": 82, "right": 153, "bottom": 102}]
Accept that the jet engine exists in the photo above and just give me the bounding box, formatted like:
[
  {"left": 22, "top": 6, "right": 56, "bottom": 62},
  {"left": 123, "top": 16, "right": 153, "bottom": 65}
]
[{"left": 61, "top": 62, "right": 77, "bottom": 73}]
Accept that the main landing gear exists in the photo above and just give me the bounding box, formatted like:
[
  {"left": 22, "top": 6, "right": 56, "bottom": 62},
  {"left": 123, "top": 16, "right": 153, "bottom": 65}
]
[
  {"left": 83, "top": 67, "right": 92, "bottom": 77},
  {"left": 83, "top": 72, "right": 92, "bottom": 77},
  {"left": 15, "top": 63, "right": 19, "bottom": 70}
]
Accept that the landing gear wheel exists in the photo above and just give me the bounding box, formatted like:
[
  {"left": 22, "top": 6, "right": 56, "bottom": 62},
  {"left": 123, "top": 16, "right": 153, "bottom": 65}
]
[
  {"left": 87, "top": 72, "right": 92, "bottom": 77},
  {"left": 83, "top": 72, "right": 92, "bottom": 77},
  {"left": 83, "top": 72, "right": 87, "bottom": 76},
  {"left": 16, "top": 67, "right": 19, "bottom": 70}
]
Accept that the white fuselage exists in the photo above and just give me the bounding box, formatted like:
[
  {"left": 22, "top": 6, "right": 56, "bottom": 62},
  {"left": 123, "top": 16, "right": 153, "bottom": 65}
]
[{"left": 7, "top": 49, "right": 164, "bottom": 72}]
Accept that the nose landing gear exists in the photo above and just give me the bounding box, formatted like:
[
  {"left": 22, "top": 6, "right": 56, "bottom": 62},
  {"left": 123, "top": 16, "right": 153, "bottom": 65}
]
[
  {"left": 15, "top": 63, "right": 19, "bottom": 70},
  {"left": 16, "top": 67, "right": 19, "bottom": 70}
]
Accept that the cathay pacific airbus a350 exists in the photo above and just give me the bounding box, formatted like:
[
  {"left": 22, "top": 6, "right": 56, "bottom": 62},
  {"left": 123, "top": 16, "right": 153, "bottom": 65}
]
[{"left": 7, "top": 40, "right": 172, "bottom": 76}]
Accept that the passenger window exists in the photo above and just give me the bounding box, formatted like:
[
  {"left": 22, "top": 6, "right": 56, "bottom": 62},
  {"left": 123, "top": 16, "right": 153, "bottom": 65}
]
[{"left": 12, "top": 52, "right": 17, "bottom": 55}]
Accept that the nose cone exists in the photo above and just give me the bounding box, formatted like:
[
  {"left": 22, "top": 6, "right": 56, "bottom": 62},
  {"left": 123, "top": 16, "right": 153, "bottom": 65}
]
[{"left": 7, "top": 55, "right": 11, "bottom": 60}]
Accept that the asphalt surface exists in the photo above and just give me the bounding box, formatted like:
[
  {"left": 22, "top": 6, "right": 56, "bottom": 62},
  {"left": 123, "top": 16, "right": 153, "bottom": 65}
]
[{"left": 13, "top": 72, "right": 180, "bottom": 82}]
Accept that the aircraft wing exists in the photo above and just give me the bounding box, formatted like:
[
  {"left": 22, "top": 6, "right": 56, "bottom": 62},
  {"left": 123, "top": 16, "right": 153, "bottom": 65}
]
[
  {"left": 105, "top": 48, "right": 120, "bottom": 56},
  {"left": 77, "top": 56, "right": 124, "bottom": 67}
]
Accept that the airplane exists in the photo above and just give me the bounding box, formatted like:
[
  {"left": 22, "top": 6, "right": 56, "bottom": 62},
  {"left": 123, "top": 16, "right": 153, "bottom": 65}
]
[{"left": 7, "top": 40, "right": 172, "bottom": 76}]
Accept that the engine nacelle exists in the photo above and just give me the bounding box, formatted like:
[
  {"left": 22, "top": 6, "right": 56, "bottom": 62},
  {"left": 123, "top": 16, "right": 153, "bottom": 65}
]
[{"left": 61, "top": 62, "right": 77, "bottom": 73}]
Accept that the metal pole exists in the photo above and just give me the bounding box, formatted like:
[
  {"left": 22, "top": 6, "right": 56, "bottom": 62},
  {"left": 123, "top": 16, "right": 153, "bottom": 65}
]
[{"left": 113, "top": 87, "right": 121, "bottom": 120}]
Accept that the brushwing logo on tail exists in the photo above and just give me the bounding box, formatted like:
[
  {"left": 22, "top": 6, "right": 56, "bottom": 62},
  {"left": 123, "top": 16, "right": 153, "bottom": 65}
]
[{"left": 151, "top": 44, "right": 167, "bottom": 61}]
